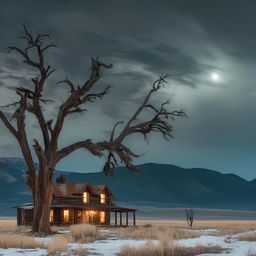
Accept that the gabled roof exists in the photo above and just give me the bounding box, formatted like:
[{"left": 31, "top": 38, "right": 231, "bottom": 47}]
[{"left": 52, "top": 182, "right": 115, "bottom": 199}]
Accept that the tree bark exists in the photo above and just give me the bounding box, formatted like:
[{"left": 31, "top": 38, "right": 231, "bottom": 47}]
[{"left": 32, "top": 174, "right": 53, "bottom": 234}]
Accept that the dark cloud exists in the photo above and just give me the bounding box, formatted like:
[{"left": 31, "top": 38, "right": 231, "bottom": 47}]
[{"left": 0, "top": 0, "right": 255, "bottom": 179}]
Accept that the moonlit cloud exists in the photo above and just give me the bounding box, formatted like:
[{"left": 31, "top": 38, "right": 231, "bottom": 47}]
[{"left": 0, "top": 0, "right": 255, "bottom": 179}]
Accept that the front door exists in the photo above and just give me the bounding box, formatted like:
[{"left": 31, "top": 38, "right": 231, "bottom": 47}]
[
  {"left": 76, "top": 209, "right": 83, "bottom": 224},
  {"left": 83, "top": 210, "right": 97, "bottom": 224}
]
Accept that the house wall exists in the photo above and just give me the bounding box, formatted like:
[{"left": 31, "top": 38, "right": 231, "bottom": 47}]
[
  {"left": 17, "top": 209, "right": 33, "bottom": 226},
  {"left": 17, "top": 208, "right": 111, "bottom": 226}
]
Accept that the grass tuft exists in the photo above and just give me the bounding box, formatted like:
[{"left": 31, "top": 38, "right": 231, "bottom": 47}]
[
  {"left": 237, "top": 233, "right": 256, "bottom": 242},
  {"left": 0, "top": 234, "right": 44, "bottom": 249},
  {"left": 69, "top": 224, "right": 101, "bottom": 243},
  {"left": 47, "top": 236, "right": 68, "bottom": 255},
  {"left": 120, "top": 240, "right": 224, "bottom": 256},
  {"left": 116, "top": 225, "right": 200, "bottom": 241}
]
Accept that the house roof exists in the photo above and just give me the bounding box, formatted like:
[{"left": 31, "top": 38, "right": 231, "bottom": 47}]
[
  {"left": 52, "top": 182, "right": 115, "bottom": 199},
  {"left": 13, "top": 202, "right": 137, "bottom": 212}
]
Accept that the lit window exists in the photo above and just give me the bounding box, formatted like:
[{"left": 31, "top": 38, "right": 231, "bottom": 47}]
[
  {"left": 100, "top": 211, "right": 105, "bottom": 223},
  {"left": 83, "top": 192, "right": 89, "bottom": 203},
  {"left": 49, "top": 209, "right": 54, "bottom": 222},
  {"left": 63, "top": 209, "right": 69, "bottom": 223},
  {"left": 100, "top": 193, "right": 106, "bottom": 204}
]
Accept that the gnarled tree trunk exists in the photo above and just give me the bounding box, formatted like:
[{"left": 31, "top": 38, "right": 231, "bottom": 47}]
[{"left": 32, "top": 173, "right": 53, "bottom": 234}]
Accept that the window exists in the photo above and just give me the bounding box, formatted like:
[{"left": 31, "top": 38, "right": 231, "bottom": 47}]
[
  {"left": 100, "top": 211, "right": 105, "bottom": 223},
  {"left": 100, "top": 193, "right": 106, "bottom": 204},
  {"left": 49, "top": 209, "right": 54, "bottom": 222},
  {"left": 83, "top": 192, "right": 89, "bottom": 203},
  {"left": 63, "top": 209, "right": 69, "bottom": 223}
]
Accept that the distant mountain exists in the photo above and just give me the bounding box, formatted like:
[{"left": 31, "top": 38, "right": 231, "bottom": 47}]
[{"left": 1, "top": 157, "right": 256, "bottom": 216}]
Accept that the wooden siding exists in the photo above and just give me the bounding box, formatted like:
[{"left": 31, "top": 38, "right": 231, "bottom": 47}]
[
  {"left": 17, "top": 209, "right": 33, "bottom": 226},
  {"left": 52, "top": 189, "right": 112, "bottom": 208},
  {"left": 16, "top": 183, "right": 136, "bottom": 226}
]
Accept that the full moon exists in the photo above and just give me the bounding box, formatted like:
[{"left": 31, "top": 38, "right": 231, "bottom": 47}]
[{"left": 211, "top": 72, "right": 220, "bottom": 81}]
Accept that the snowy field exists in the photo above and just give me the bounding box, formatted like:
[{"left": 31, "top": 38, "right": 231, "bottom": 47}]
[{"left": 1, "top": 221, "right": 256, "bottom": 255}]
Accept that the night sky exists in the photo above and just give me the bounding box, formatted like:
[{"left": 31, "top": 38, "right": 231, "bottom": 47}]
[{"left": 0, "top": 1, "right": 255, "bottom": 179}]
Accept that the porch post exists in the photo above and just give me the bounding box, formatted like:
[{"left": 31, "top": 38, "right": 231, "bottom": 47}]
[
  {"left": 126, "top": 212, "right": 128, "bottom": 226},
  {"left": 120, "top": 212, "right": 122, "bottom": 226},
  {"left": 133, "top": 211, "right": 136, "bottom": 226},
  {"left": 115, "top": 211, "right": 117, "bottom": 226},
  {"left": 72, "top": 209, "right": 75, "bottom": 224}
]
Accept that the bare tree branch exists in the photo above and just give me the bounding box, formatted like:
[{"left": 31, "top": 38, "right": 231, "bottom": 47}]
[
  {"left": 51, "top": 58, "right": 113, "bottom": 149},
  {"left": 110, "top": 121, "right": 124, "bottom": 142},
  {"left": 57, "top": 78, "right": 76, "bottom": 93},
  {"left": 0, "top": 111, "right": 18, "bottom": 138},
  {"left": 7, "top": 25, "right": 57, "bottom": 152}
]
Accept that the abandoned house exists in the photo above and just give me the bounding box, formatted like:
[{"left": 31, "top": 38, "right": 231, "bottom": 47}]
[{"left": 14, "top": 182, "right": 137, "bottom": 226}]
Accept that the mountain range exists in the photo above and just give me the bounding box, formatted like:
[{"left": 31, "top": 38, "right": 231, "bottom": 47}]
[{"left": 1, "top": 157, "right": 256, "bottom": 216}]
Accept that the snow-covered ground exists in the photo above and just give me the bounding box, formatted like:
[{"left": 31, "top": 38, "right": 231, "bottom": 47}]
[
  {"left": 70, "top": 237, "right": 152, "bottom": 256},
  {"left": 0, "top": 248, "right": 48, "bottom": 256},
  {"left": 1, "top": 228, "right": 256, "bottom": 255},
  {"left": 178, "top": 228, "right": 219, "bottom": 234},
  {"left": 177, "top": 230, "right": 256, "bottom": 256}
]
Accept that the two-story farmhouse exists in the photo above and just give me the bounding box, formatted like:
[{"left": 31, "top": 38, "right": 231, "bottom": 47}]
[{"left": 14, "top": 182, "right": 137, "bottom": 226}]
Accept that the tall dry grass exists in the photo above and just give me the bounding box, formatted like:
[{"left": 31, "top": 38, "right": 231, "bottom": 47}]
[
  {"left": 0, "top": 234, "right": 45, "bottom": 249},
  {"left": 47, "top": 236, "right": 68, "bottom": 254},
  {"left": 237, "top": 233, "right": 256, "bottom": 242},
  {"left": 120, "top": 240, "right": 224, "bottom": 256},
  {"left": 71, "top": 246, "right": 88, "bottom": 256},
  {"left": 69, "top": 224, "right": 103, "bottom": 243},
  {"left": 137, "top": 220, "right": 256, "bottom": 236},
  {"left": 116, "top": 225, "right": 200, "bottom": 241},
  {"left": 0, "top": 220, "right": 30, "bottom": 233}
]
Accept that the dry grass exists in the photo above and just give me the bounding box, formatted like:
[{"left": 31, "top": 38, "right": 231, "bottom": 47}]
[
  {"left": 137, "top": 220, "right": 256, "bottom": 236},
  {"left": 69, "top": 223, "right": 104, "bottom": 243},
  {"left": 0, "top": 233, "right": 45, "bottom": 249},
  {"left": 120, "top": 239, "right": 224, "bottom": 256},
  {"left": 116, "top": 225, "right": 200, "bottom": 241},
  {"left": 0, "top": 220, "right": 30, "bottom": 233},
  {"left": 0, "top": 220, "right": 72, "bottom": 234},
  {"left": 47, "top": 236, "right": 68, "bottom": 255},
  {"left": 237, "top": 232, "right": 256, "bottom": 242},
  {"left": 71, "top": 246, "right": 88, "bottom": 255}
]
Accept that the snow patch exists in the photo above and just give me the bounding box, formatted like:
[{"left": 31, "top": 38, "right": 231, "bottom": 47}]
[{"left": 0, "top": 248, "right": 47, "bottom": 256}]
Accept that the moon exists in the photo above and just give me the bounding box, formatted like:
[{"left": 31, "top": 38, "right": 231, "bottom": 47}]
[{"left": 211, "top": 72, "right": 220, "bottom": 82}]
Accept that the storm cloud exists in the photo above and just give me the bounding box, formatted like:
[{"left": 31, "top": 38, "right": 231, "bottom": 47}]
[{"left": 0, "top": 0, "right": 255, "bottom": 179}]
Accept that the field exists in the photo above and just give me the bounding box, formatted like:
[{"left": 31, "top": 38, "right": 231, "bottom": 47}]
[{"left": 1, "top": 219, "right": 256, "bottom": 255}]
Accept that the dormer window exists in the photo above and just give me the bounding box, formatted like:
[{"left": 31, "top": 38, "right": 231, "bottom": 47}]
[
  {"left": 100, "top": 193, "right": 106, "bottom": 204},
  {"left": 83, "top": 192, "right": 89, "bottom": 203}
]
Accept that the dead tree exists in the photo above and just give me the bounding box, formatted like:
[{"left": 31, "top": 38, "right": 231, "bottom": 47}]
[
  {"left": 0, "top": 25, "right": 185, "bottom": 234},
  {"left": 185, "top": 208, "right": 194, "bottom": 229}
]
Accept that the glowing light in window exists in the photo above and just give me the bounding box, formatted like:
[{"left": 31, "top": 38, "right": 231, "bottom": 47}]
[
  {"left": 100, "top": 193, "right": 106, "bottom": 204},
  {"left": 49, "top": 209, "right": 54, "bottom": 222},
  {"left": 100, "top": 211, "right": 105, "bottom": 223},
  {"left": 63, "top": 209, "right": 69, "bottom": 222},
  {"left": 83, "top": 192, "right": 89, "bottom": 203}
]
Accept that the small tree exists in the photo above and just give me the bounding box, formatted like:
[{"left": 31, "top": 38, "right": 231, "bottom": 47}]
[
  {"left": 185, "top": 208, "right": 195, "bottom": 229},
  {"left": 0, "top": 25, "right": 185, "bottom": 234}
]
